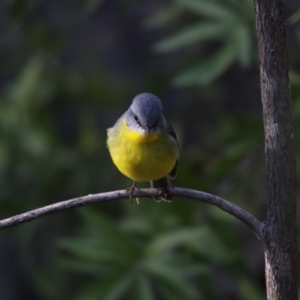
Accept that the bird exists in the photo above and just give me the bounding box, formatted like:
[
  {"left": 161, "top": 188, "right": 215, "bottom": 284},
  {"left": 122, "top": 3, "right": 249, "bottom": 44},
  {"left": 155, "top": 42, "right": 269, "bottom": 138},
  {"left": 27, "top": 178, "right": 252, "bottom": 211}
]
[{"left": 107, "top": 93, "right": 179, "bottom": 202}]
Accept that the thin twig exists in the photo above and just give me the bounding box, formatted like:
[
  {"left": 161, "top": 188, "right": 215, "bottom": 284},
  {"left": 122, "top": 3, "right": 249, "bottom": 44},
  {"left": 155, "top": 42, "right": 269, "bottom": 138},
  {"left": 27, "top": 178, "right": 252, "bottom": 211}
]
[{"left": 0, "top": 187, "right": 264, "bottom": 239}]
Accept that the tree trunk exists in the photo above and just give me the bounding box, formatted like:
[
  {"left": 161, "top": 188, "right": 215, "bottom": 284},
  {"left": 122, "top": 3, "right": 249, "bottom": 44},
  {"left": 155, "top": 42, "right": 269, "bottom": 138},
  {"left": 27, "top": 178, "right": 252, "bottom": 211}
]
[{"left": 253, "top": 0, "right": 298, "bottom": 299}]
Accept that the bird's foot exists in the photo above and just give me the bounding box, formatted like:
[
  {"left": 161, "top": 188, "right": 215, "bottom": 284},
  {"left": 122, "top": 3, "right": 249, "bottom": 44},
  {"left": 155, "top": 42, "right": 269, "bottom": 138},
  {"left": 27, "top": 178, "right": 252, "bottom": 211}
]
[
  {"left": 156, "top": 186, "right": 172, "bottom": 202},
  {"left": 126, "top": 181, "right": 140, "bottom": 205}
]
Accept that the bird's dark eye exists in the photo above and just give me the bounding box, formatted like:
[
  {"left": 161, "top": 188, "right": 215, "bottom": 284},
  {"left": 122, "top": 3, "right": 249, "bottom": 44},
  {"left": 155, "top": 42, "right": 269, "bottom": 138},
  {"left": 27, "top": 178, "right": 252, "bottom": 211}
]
[{"left": 134, "top": 115, "right": 141, "bottom": 126}]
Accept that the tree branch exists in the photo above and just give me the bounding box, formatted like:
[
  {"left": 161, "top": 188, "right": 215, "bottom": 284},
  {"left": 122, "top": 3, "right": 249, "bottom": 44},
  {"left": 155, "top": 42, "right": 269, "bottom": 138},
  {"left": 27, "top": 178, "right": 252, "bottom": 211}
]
[{"left": 0, "top": 187, "right": 264, "bottom": 239}]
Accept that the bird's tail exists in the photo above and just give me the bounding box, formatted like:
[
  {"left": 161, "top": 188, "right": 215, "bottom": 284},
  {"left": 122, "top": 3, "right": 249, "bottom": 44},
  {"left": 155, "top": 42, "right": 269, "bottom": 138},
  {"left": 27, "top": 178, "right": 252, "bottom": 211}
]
[{"left": 150, "top": 176, "right": 173, "bottom": 202}]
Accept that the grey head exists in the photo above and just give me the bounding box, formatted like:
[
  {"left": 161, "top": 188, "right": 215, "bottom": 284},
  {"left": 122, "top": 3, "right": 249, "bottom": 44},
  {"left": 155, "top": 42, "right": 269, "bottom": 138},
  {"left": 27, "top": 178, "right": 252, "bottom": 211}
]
[{"left": 127, "top": 93, "right": 164, "bottom": 135}]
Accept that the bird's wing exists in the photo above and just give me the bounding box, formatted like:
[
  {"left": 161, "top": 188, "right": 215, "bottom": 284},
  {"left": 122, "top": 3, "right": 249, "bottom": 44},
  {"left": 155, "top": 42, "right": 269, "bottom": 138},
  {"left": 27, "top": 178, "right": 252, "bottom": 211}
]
[{"left": 165, "top": 119, "right": 178, "bottom": 179}]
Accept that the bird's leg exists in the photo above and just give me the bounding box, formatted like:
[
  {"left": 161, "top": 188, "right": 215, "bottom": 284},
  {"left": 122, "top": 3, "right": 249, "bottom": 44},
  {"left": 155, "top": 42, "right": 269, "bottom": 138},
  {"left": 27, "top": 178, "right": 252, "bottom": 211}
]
[
  {"left": 158, "top": 185, "right": 172, "bottom": 202},
  {"left": 151, "top": 178, "right": 173, "bottom": 202},
  {"left": 126, "top": 181, "right": 137, "bottom": 196},
  {"left": 126, "top": 181, "right": 140, "bottom": 204}
]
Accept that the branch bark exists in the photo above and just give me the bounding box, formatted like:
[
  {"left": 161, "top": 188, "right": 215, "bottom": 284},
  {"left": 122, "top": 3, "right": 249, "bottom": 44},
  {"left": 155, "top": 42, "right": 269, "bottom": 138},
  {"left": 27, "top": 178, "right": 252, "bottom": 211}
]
[
  {"left": 254, "top": 0, "right": 298, "bottom": 299},
  {"left": 0, "top": 187, "right": 264, "bottom": 239}
]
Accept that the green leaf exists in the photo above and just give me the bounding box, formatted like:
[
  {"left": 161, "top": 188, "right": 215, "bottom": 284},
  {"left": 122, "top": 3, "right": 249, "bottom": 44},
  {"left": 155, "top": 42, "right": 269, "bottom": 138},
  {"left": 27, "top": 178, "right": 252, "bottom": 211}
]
[
  {"left": 187, "top": 226, "right": 239, "bottom": 263},
  {"left": 57, "top": 257, "right": 114, "bottom": 275},
  {"left": 288, "top": 9, "right": 300, "bottom": 24},
  {"left": 145, "top": 4, "right": 182, "bottom": 28},
  {"left": 121, "top": 217, "right": 154, "bottom": 236},
  {"left": 147, "top": 254, "right": 208, "bottom": 277},
  {"left": 233, "top": 24, "right": 252, "bottom": 67},
  {"left": 174, "top": 0, "right": 237, "bottom": 21},
  {"left": 10, "top": 58, "right": 44, "bottom": 107},
  {"left": 74, "top": 269, "right": 135, "bottom": 300},
  {"left": 154, "top": 22, "right": 227, "bottom": 52},
  {"left": 146, "top": 227, "right": 206, "bottom": 255},
  {"left": 132, "top": 274, "right": 155, "bottom": 300},
  {"left": 58, "top": 238, "right": 135, "bottom": 266},
  {"left": 84, "top": 0, "right": 105, "bottom": 15},
  {"left": 57, "top": 213, "right": 144, "bottom": 268},
  {"left": 146, "top": 262, "right": 200, "bottom": 300},
  {"left": 78, "top": 209, "right": 140, "bottom": 256},
  {"left": 173, "top": 42, "right": 236, "bottom": 86}
]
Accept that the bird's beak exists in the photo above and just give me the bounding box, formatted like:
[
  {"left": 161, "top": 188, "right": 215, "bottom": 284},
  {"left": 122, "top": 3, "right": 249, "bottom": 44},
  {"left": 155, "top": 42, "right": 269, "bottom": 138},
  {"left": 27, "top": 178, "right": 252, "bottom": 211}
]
[{"left": 145, "top": 126, "right": 150, "bottom": 135}]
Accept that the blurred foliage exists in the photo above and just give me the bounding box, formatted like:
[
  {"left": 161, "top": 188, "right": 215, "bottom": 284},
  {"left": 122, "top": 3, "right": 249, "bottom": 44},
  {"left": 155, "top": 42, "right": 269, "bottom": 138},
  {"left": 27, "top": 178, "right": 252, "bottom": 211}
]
[
  {"left": 147, "top": 0, "right": 256, "bottom": 86},
  {"left": 0, "top": 0, "right": 299, "bottom": 299}
]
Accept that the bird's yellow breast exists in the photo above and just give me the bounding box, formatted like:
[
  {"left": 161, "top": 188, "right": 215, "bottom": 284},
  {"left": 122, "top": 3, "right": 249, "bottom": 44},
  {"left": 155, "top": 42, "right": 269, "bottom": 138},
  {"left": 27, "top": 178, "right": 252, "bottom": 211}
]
[{"left": 107, "top": 120, "right": 178, "bottom": 181}]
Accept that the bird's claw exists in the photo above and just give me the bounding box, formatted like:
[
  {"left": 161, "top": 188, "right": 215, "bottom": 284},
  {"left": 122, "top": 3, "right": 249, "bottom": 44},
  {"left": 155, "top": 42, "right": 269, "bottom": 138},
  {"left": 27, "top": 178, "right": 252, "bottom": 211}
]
[
  {"left": 155, "top": 186, "right": 172, "bottom": 202},
  {"left": 126, "top": 181, "right": 140, "bottom": 204}
]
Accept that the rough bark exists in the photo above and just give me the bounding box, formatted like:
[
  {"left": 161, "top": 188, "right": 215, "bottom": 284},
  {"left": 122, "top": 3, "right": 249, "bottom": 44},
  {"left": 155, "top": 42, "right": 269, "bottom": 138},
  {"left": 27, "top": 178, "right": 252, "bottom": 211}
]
[{"left": 253, "top": 0, "right": 297, "bottom": 299}]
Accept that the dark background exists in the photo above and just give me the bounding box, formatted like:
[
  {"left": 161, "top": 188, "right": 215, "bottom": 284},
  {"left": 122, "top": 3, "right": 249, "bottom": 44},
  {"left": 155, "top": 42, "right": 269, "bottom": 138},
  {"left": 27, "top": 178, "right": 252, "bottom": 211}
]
[{"left": 0, "top": 0, "right": 299, "bottom": 299}]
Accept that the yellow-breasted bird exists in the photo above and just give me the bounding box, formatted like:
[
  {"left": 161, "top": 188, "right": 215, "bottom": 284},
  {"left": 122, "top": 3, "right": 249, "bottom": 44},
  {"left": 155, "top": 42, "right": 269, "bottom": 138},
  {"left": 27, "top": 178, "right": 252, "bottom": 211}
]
[{"left": 107, "top": 93, "right": 179, "bottom": 201}]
